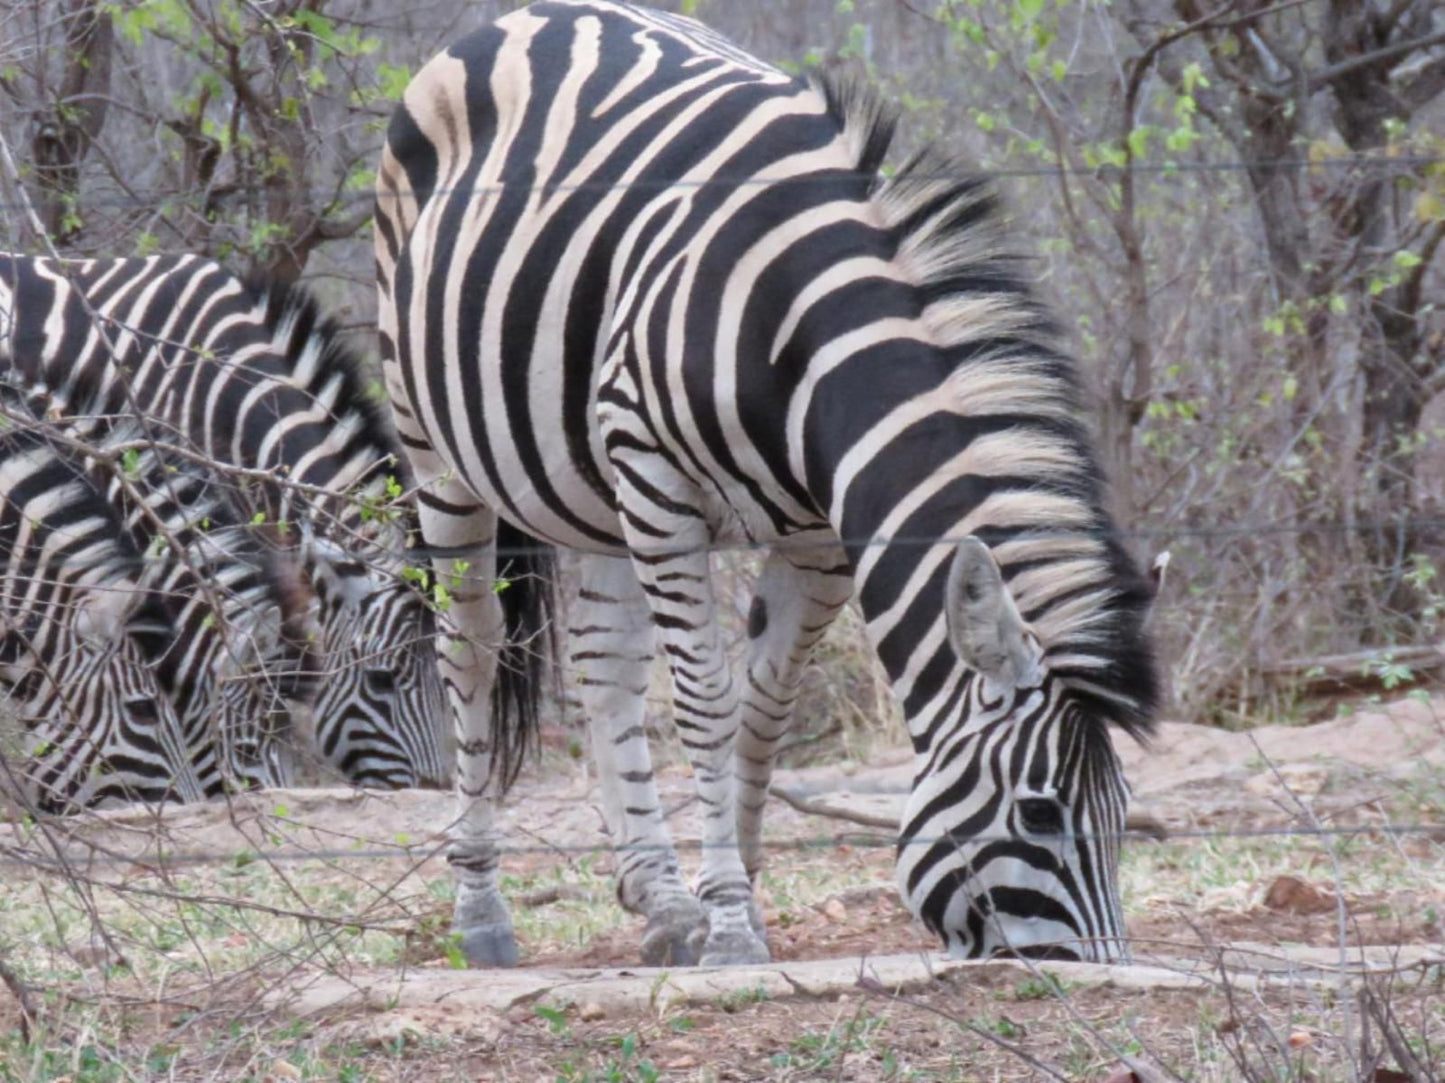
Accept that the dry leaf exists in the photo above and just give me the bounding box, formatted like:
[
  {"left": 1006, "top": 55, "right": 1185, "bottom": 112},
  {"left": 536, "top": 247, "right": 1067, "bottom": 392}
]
[{"left": 1262, "top": 875, "right": 1334, "bottom": 915}]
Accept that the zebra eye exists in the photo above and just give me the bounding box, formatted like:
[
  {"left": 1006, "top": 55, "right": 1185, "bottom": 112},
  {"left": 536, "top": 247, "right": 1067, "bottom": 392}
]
[
  {"left": 364, "top": 668, "right": 396, "bottom": 696},
  {"left": 1017, "top": 797, "right": 1064, "bottom": 837},
  {"left": 124, "top": 696, "right": 162, "bottom": 724}
]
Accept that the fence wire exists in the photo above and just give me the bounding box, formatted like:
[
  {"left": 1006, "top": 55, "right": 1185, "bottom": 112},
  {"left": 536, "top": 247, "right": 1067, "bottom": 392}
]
[
  {"left": 1, "top": 151, "right": 1442, "bottom": 217},
  {"left": 1, "top": 816, "right": 1441, "bottom": 871}
]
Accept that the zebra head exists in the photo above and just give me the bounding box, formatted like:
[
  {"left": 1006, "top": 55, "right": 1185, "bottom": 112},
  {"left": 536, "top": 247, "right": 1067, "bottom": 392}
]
[
  {"left": 1, "top": 581, "right": 202, "bottom": 812},
  {"left": 303, "top": 544, "right": 450, "bottom": 789},
  {"left": 898, "top": 537, "right": 1136, "bottom": 963},
  {"left": 206, "top": 595, "right": 307, "bottom": 793}
]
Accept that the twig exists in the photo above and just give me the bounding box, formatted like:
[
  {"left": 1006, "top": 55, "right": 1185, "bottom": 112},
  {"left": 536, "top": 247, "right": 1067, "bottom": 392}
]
[
  {"left": 0, "top": 953, "right": 36, "bottom": 1043},
  {"left": 770, "top": 784, "right": 896, "bottom": 829},
  {"left": 516, "top": 884, "right": 594, "bottom": 908},
  {"left": 856, "top": 968, "right": 1073, "bottom": 1081}
]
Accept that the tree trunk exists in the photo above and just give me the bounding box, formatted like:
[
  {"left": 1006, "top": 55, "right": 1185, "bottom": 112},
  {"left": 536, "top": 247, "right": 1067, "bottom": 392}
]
[{"left": 31, "top": 1, "right": 112, "bottom": 245}]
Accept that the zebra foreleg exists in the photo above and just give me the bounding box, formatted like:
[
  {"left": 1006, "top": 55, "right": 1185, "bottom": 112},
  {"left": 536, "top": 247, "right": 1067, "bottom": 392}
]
[
  {"left": 569, "top": 554, "right": 706, "bottom": 966},
  {"left": 736, "top": 547, "right": 853, "bottom": 891},
  {"left": 416, "top": 483, "right": 514, "bottom": 966}
]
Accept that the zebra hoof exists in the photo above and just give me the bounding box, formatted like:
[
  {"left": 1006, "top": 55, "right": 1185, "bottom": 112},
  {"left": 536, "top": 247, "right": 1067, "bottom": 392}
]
[
  {"left": 457, "top": 922, "right": 521, "bottom": 968},
  {"left": 640, "top": 904, "right": 706, "bottom": 967},
  {"left": 698, "top": 929, "right": 771, "bottom": 967}
]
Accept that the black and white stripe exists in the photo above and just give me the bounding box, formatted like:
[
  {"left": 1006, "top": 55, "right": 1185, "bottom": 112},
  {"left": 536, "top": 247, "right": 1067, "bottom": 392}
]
[
  {"left": 0, "top": 421, "right": 204, "bottom": 812},
  {"left": 376, "top": 0, "right": 1158, "bottom": 966},
  {"left": 0, "top": 255, "right": 449, "bottom": 790},
  {"left": 56, "top": 404, "right": 312, "bottom": 794}
]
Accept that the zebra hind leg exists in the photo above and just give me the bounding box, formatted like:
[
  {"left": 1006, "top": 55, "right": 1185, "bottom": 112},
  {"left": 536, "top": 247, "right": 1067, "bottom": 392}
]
[
  {"left": 624, "top": 542, "right": 767, "bottom": 967},
  {"left": 570, "top": 554, "right": 705, "bottom": 965}
]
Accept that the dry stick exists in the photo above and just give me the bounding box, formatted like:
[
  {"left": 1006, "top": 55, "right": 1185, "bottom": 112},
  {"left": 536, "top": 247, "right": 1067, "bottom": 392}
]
[
  {"left": 770, "top": 784, "right": 896, "bottom": 829},
  {"left": 1181, "top": 912, "right": 1291, "bottom": 1082},
  {"left": 516, "top": 884, "right": 594, "bottom": 908},
  {"left": 0, "top": 953, "right": 36, "bottom": 1043},
  {"left": 1361, "top": 975, "right": 1435, "bottom": 1082},
  {"left": 1247, "top": 733, "right": 1361, "bottom": 1081},
  {"left": 855, "top": 964, "right": 1073, "bottom": 1081}
]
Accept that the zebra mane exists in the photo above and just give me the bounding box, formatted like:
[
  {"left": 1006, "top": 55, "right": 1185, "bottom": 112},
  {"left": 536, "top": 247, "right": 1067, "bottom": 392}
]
[
  {"left": 819, "top": 78, "right": 1160, "bottom": 740},
  {"left": 241, "top": 274, "right": 414, "bottom": 497}
]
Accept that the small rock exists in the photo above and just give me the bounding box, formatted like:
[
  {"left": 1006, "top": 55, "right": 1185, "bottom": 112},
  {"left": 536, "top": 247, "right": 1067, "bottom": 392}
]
[
  {"left": 321, "top": 1007, "right": 502, "bottom": 1050},
  {"left": 1262, "top": 875, "right": 1335, "bottom": 915},
  {"left": 579, "top": 1001, "right": 606, "bottom": 1022},
  {"left": 269, "top": 1062, "right": 302, "bottom": 1081},
  {"left": 1245, "top": 764, "right": 1331, "bottom": 799},
  {"left": 820, "top": 898, "right": 847, "bottom": 924},
  {"left": 67, "top": 938, "right": 123, "bottom": 970},
  {"left": 1099, "top": 1059, "right": 1168, "bottom": 1083}
]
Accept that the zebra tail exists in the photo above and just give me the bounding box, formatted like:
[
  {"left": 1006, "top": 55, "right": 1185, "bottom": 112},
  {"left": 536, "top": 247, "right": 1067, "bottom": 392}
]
[{"left": 490, "top": 520, "right": 558, "bottom": 793}]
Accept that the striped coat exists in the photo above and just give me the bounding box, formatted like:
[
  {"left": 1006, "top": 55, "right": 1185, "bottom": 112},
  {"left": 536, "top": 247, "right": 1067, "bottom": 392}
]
[{"left": 377, "top": 0, "right": 1158, "bottom": 966}]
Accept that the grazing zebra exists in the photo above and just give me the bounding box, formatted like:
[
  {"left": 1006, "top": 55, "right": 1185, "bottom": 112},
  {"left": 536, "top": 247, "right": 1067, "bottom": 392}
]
[
  {"left": 0, "top": 255, "right": 449, "bottom": 790},
  {"left": 0, "top": 422, "right": 204, "bottom": 812},
  {"left": 376, "top": 0, "right": 1159, "bottom": 966},
  {"left": 32, "top": 398, "right": 316, "bottom": 794}
]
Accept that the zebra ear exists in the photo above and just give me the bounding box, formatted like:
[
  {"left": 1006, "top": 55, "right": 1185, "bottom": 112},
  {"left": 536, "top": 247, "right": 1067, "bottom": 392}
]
[
  {"left": 944, "top": 536, "right": 1041, "bottom": 690},
  {"left": 305, "top": 536, "right": 373, "bottom": 611},
  {"left": 1149, "top": 549, "right": 1170, "bottom": 597},
  {"left": 73, "top": 583, "right": 142, "bottom": 648}
]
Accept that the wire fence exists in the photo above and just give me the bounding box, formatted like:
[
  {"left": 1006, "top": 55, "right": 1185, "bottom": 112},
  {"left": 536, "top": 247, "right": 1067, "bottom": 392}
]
[
  {"left": 1, "top": 820, "right": 1443, "bottom": 873},
  {"left": 2, "top": 150, "right": 1443, "bottom": 218}
]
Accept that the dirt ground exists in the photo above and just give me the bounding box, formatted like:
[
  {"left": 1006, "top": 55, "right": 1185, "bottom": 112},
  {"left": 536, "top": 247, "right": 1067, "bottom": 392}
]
[{"left": 1, "top": 695, "right": 1443, "bottom": 1081}]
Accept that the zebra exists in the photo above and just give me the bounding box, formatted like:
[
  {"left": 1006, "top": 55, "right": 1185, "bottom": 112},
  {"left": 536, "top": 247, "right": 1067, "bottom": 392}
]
[
  {"left": 0, "top": 383, "right": 313, "bottom": 800},
  {"left": 375, "top": 0, "right": 1159, "bottom": 967},
  {"left": 0, "top": 254, "right": 450, "bottom": 790},
  {"left": 50, "top": 402, "right": 316, "bottom": 794},
  {"left": 0, "top": 420, "right": 205, "bottom": 813}
]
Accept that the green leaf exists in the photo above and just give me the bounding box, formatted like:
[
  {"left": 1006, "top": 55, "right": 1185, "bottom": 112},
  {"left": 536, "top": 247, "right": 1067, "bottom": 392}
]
[{"left": 376, "top": 62, "right": 411, "bottom": 101}]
